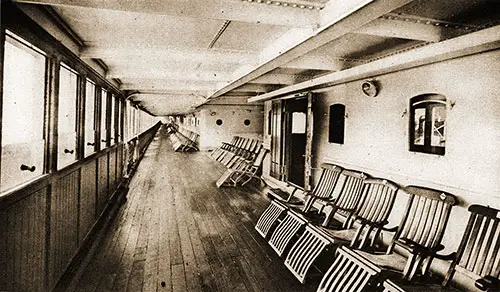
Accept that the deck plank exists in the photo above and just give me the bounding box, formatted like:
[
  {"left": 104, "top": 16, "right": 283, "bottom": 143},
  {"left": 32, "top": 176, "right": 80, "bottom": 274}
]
[{"left": 64, "top": 128, "right": 321, "bottom": 292}]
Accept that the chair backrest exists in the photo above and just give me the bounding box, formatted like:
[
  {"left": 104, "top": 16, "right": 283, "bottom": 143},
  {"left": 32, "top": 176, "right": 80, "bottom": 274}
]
[
  {"left": 255, "top": 200, "right": 288, "bottom": 238},
  {"left": 310, "top": 164, "right": 343, "bottom": 199},
  {"left": 390, "top": 186, "right": 456, "bottom": 252},
  {"left": 443, "top": 204, "right": 500, "bottom": 288},
  {"left": 354, "top": 178, "right": 399, "bottom": 226},
  {"left": 317, "top": 246, "right": 382, "bottom": 292},
  {"left": 285, "top": 224, "right": 334, "bottom": 283},
  {"left": 332, "top": 169, "right": 367, "bottom": 214},
  {"left": 251, "top": 147, "right": 268, "bottom": 168},
  {"left": 268, "top": 210, "right": 307, "bottom": 256}
]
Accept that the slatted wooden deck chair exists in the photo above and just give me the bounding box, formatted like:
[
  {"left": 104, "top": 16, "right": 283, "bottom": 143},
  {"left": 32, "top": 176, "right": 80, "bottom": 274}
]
[
  {"left": 320, "top": 169, "right": 367, "bottom": 227},
  {"left": 383, "top": 204, "right": 500, "bottom": 292},
  {"left": 317, "top": 246, "right": 382, "bottom": 292},
  {"left": 215, "top": 148, "right": 268, "bottom": 188},
  {"left": 284, "top": 224, "right": 336, "bottom": 283},
  {"left": 211, "top": 136, "right": 238, "bottom": 159},
  {"left": 354, "top": 186, "right": 457, "bottom": 282},
  {"left": 321, "top": 178, "right": 400, "bottom": 250},
  {"left": 282, "top": 179, "right": 398, "bottom": 284},
  {"left": 268, "top": 209, "right": 308, "bottom": 257},
  {"left": 219, "top": 137, "right": 248, "bottom": 164},
  {"left": 255, "top": 199, "right": 288, "bottom": 239},
  {"left": 267, "top": 163, "right": 343, "bottom": 208},
  {"left": 215, "top": 136, "right": 243, "bottom": 162}
]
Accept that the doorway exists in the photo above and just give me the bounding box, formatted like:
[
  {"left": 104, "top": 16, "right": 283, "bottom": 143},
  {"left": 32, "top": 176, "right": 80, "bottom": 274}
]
[{"left": 284, "top": 97, "right": 308, "bottom": 188}]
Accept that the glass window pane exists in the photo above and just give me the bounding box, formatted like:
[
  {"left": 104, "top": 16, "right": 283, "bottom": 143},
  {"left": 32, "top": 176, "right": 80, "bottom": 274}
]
[
  {"left": 57, "top": 64, "right": 78, "bottom": 169},
  {"left": 100, "top": 88, "right": 107, "bottom": 149},
  {"left": 431, "top": 105, "right": 446, "bottom": 147},
  {"left": 85, "top": 80, "right": 96, "bottom": 157},
  {"left": 291, "top": 112, "right": 306, "bottom": 134},
  {"left": 414, "top": 108, "right": 426, "bottom": 146},
  {"left": 1, "top": 34, "right": 46, "bottom": 192}
]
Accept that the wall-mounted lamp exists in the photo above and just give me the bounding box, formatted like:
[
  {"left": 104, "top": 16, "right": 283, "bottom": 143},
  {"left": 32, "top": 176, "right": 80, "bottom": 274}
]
[
  {"left": 361, "top": 80, "right": 379, "bottom": 97},
  {"left": 209, "top": 111, "right": 217, "bottom": 116}
]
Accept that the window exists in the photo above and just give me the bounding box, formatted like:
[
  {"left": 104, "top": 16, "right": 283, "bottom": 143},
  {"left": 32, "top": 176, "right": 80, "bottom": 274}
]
[
  {"left": 409, "top": 94, "right": 446, "bottom": 155},
  {"left": 216, "top": 119, "right": 223, "bottom": 126},
  {"left": 244, "top": 119, "right": 251, "bottom": 126},
  {"left": 329, "top": 104, "right": 345, "bottom": 144},
  {"left": 291, "top": 112, "right": 306, "bottom": 134},
  {"left": 100, "top": 88, "right": 108, "bottom": 149},
  {"left": 85, "top": 79, "right": 96, "bottom": 157},
  {"left": 1, "top": 33, "right": 46, "bottom": 192},
  {"left": 57, "top": 63, "right": 78, "bottom": 169}
]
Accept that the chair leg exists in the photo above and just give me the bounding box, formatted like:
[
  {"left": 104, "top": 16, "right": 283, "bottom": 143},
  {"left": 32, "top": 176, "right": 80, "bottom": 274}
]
[
  {"left": 322, "top": 205, "right": 334, "bottom": 227},
  {"left": 302, "top": 195, "right": 315, "bottom": 213}
]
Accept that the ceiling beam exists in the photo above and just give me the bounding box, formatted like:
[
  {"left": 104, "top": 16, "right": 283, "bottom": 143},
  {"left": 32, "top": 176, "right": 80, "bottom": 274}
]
[
  {"left": 247, "top": 25, "right": 500, "bottom": 102},
  {"left": 80, "top": 46, "right": 256, "bottom": 64},
  {"left": 209, "top": 0, "right": 415, "bottom": 98},
  {"left": 12, "top": 0, "right": 320, "bottom": 28},
  {"left": 355, "top": 17, "right": 459, "bottom": 42},
  {"left": 107, "top": 69, "right": 231, "bottom": 81},
  {"left": 231, "top": 83, "right": 282, "bottom": 93},
  {"left": 249, "top": 73, "right": 313, "bottom": 85},
  {"left": 120, "top": 80, "right": 219, "bottom": 93},
  {"left": 281, "top": 54, "right": 347, "bottom": 71}
]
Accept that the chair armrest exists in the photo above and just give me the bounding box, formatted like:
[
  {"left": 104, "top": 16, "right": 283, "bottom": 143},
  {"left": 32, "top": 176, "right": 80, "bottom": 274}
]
[
  {"left": 382, "top": 225, "right": 398, "bottom": 232},
  {"left": 475, "top": 276, "right": 500, "bottom": 291},
  {"left": 434, "top": 251, "right": 456, "bottom": 261}
]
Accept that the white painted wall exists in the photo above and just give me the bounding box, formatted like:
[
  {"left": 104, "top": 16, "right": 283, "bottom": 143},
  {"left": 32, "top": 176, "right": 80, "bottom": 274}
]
[{"left": 198, "top": 105, "right": 264, "bottom": 150}]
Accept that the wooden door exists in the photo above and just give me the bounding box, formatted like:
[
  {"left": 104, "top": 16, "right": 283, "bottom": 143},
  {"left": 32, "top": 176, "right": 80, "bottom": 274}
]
[{"left": 284, "top": 98, "right": 308, "bottom": 187}]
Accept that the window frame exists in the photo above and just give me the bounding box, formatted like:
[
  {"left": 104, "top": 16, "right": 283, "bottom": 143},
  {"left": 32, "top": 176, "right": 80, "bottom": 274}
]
[{"left": 409, "top": 94, "right": 447, "bottom": 156}]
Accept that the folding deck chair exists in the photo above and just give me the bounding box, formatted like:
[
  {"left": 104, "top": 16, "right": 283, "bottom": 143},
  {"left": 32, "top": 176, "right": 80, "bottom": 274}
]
[
  {"left": 268, "top": 209, "right": 308, "bottom": 256},
  {"left": 383, "top": 204, "right": 500, "bottom": 292},
  {"left": 215, "top": 147, "right": 267, "bottom": 188},
  {"left": 317, "top": 246, "right": 382, "bottom": 292},
  {"left": 353, "top": 185, "right": 457, "bottom": 281},
  {"left": 255, "top": 199, "right": 288, "bottom": 238},
  {"left": 267, "top": 163, "right": 342, "bottom": 207},
  {"left": 283, "top": 177, "right": 399, "bottom": 284}
]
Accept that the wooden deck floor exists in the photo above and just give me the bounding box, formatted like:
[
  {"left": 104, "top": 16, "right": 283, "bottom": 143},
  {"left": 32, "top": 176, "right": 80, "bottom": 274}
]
[{"left": 65, "top": 128, "right": 321, "bottom": 292}]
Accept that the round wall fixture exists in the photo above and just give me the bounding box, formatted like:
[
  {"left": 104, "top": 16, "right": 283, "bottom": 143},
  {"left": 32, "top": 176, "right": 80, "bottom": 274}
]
[
  {"left": 361, "top": 80, "right": 379, "bottom": 97},
  {"left": 216, "top": 119, "right": 223, "bottom": 126},
  {"left": 244, "top": 119, "right": 251, "bottom": 126}
]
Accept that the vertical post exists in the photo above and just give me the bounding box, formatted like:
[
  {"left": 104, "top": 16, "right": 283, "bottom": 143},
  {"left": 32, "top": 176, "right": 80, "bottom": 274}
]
[
  {"left": 105, "top": 90, "right": 111, "bottom": 148},
  {"left": 304, "top": 92, "right": 314, "bottom": 191},
  {"left": 0, "top": 27, "right": 7, "bottom": 291},
  {"left": 46, "top": 56, "right": 60, "bottom": 173},
  {"left": 95, "top": 86, "right": 101, "bottom": 152},
  {"left": 76, "top": 74, "right": 86, "bottom": 160}
]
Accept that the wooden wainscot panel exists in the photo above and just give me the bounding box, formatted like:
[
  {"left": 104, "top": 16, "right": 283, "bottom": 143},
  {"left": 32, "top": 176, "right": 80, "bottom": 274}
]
[
  {"left": 108, "top": 147, "right": 117, "bottom": 193},
  {"left": 3, "top": 187, "right": 48, "bottom": 292},
  {"left": 79, "top": 160, "right": 97, "bottom": 243},
  {"left": 117, "top": 144, "right": 124, "bottom": 183},
  {"left": 49, "top": 171, "right": 80, "bottom": 290},
  {"left": 97, "top": 153, "right": 109, "bottom": 217}
]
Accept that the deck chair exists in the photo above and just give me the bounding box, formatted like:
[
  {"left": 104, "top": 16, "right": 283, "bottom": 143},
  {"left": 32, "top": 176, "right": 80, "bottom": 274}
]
[
  {"left": 320, "top": 169, "right": 367, "bottom": 227},
  {"left": 215, "top": 148, "right": 267, "bottom": 188},
  {"left": 211, "top": 136, "right": 238, "bottom": 159},
  {"left": 354, "top": 185, "right": 457, "bottom": 281},
  {"left": 284, "top": 224, "right": 336, "bottom": 283},
  {"left": 321, "top": 178, "right": 400, "bottom": 250},
  {"left": 268, "top": 209, "right": 308, "bottom": 256},
  {"left": 255, "top": 199, "right": 288, "bottom": 239},
  {"left": 382, "top": 204, "right": 500, "bottom": 292},
  {"left": 317, "top": 246, "right": 382, "bottom": 292}
]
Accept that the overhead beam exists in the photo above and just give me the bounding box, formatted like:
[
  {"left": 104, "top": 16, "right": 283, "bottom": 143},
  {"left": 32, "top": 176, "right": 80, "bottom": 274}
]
[
  {"left": 281, "top": 54, "right": 347, "bottom": 71},
  {"left": 120, "top": 80, "right": 219, "bottom": 93},
  {"left": 12, "top": 0, "right": 320, "bottom": 28},
  {"left": 107, "top": 69, "right": 231, "bottom": 81},
  {"left": 209, "top": 0, "right": 414, "bottom": 98},
  {"left": 231, "top": 83, "right": 282, "bottom": 93},
  {"left": 356, "top": 17, "right": 457, "bottom": 42},
  {"left": 249, "top": 73, "right": 313, "bottom": 85},
  {"left": 80, "top": 46, "right": 256, "bottom": 64},
  {"left": 247, "top": 25, "right": 500, "bottom": 102}
]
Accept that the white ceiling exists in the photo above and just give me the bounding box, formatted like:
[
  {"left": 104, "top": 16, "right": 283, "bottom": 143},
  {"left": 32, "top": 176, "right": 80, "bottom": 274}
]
[{"left": 12, "top": 0, "right": 500, "bottom": 115}]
